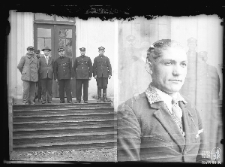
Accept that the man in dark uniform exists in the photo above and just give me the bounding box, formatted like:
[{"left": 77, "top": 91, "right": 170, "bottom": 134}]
[
  {"left": 73, "top": 47, "right": 92, "bottom": 103},
  {"left": 54, "top": 47, "right": 73, "bottom": 103},
  {"left": 93, "top": 46, "right": 112, "bottom": 102}
]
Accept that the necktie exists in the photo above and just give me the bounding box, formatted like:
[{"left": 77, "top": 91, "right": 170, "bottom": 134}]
[
  {"left": 46, "top": 56, "right": 48, "bottom": 64},
  {"left": 172, "top": 99, "right": 182, "bottom": 122}
]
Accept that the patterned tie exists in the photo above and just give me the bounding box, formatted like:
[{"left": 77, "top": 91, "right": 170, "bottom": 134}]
[{"left": 172, "top": 99, "right": 182, "bottom": 122}]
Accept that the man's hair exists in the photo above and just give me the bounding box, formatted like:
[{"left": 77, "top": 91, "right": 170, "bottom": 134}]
[{"left": 146, "top": 39, "right": 184, "bottom": 63}]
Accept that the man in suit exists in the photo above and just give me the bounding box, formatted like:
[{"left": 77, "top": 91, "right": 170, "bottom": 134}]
[
  {"left": 73, "top": 47, "right": 92, "bottom": 103},
  {"left": 54, "top": 47, "right": 73, "bottom": 103},
  {"left": 93, "top": 46, "right": 112, "bottom": 102},
  {"left": 17, "top": 46, "right": 39, "bottom": 105},
  {"left": 39, "top": 46, "right": 54, "bottom": 104},
  {"left": 117, "top": 39, "right": 209, "bottom": 162},
  {"left": 34, "top": 49, "right": 42, "bottom": 102}
]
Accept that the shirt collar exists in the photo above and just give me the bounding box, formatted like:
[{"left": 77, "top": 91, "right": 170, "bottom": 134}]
[{"left": 145, "top": 83, "right": 187, "bottom": 105}]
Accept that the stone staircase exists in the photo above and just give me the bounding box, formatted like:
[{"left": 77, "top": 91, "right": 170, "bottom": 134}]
[{"left": 12, "top": 102, "right": 116, "bottom": 152}]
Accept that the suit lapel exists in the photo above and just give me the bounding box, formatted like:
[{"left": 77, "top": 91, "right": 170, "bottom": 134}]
[
  {"left": 180, "top": 102, "right": 198, "bottom": 151},
  {"left": 152, "top": 102, "right": 185, "bottom": 152}
]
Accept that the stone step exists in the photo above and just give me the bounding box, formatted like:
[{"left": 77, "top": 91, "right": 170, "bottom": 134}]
[
  {"left": 13, "top": 127, "right": 116, "bottom": 139},
  {"left": 13, "top": 109, "right": 114, "bottom": 118},
  {"left": 13, "top": 120, "right": 115, "bottom": 131},
  {"left": 13, "top": 141, "right": 116, "bottom": 152}
]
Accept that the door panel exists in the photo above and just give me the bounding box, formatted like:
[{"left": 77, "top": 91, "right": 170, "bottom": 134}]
[{"left": 34, "top": 24, "right": 76, "bottom": 98}]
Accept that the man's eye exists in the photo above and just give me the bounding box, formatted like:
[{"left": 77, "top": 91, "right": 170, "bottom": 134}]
[
  {"left": 164, "top": 62, "right": 172, "bottom": 65},
  {"left": 181, "top": 62, "right": 187, "bottom": 67}
]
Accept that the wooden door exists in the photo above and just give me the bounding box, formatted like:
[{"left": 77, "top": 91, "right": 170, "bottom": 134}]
[{"left": 34, "top": 24, "right": 76, "bottom": 98}]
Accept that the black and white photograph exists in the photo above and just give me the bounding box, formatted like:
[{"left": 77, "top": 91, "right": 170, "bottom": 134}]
[{"left": 3, "top": 5, "right": 224, "bottom": 164}]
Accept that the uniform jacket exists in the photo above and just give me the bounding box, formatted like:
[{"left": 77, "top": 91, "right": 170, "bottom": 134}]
[
  {"left": 17, "top": 53, "right": 39, "bottom": 82},
  {"left": 117, "top": 85, "right": 209, "bottom": 163},
  {"left": 73, "top": 55, "right": 92, "bottom": 79},
  {"left": 38, "top": 55, "right": 54, "bottom": 79},
  {"left": 54, "top": 56, "right": 72, "bottom": 80},
  {"left": 93, "top": 55, "right": 112, "bottom": 78}
]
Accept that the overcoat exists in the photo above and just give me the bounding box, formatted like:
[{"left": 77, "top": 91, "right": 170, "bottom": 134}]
[
  {"left": 73, "top": 55, "right": 92, "bottom": 79},
  {"left": 117, "top": 91, "right": 209, "bottom": 162},
  {"left": 93, "top": 55, "right": 112, "bottom": 78},
  {"left": 54, "top": 57, "right": 72, "bottom": 80},
  {"left": 17, "top": 53, "right": 39, "bottom": 82}
]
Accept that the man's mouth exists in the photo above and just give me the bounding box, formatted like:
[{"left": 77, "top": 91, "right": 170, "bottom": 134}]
[{"left": 169, "top": 79, "right": 182, "bottom": 82}]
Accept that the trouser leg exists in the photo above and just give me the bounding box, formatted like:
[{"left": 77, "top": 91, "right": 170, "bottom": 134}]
[
  {"left": 76, "top": 79, "right": 82, "bottom": 102},
  {"left": 38, "top": 80, "right": 42, "bottom": 100},
  {"left": 41, "top": 79, "right": 47, "bottom": 102},
  {"left": 83, "top": 79, "right": 89, "bottom": 101},
  {"left": 29, "top": 82, "right": 36, "bottom": 103},
  {"left": 46, "top": 78, "right": 52, "bottom": 102},
  {"left": 65, "top": 79, "right": 72, "bottom": 102},
  {"left": 23, "top": 81, "right": 30, "bottom": 103},
  {"left": 58, "top": 79, "right": 65, "bottom": 102}
]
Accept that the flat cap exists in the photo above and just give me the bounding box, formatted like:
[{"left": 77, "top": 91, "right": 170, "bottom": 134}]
[
  {"left": 27, "top": 46, "right": 34, "bottom": 50},
  {"left": 58, "top": 47, "right": 65, "bottom": 52},
  {"left": 98, "top": 46, "right": 105, "bottom": 50},
  {"left": 79, "top": 47, "right": 86, "bottom": 51},
  {"left": 187, "top": 37, "right": 197, "bottom": 44}
]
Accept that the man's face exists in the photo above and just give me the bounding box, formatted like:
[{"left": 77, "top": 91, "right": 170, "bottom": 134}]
[
  {"left": 99, "top": 50, "right": 104, "bottom": 55},
  {"left": 28, "top": 49, "right": 34, "bottom": 54},
  {"left": 59, "top": 50, "right": 65, "bottom": 57},
  {"left": 44, "top": 50, "right": 50, "bottom": 56},
  {"left": 150, "top": 47, "right": 187, "bottom": 95},
  {"left": 188, "top": 42, "right": 197, "bottom": 51},
  {"left": 80, "top": 51, "right": 85, "bottom": 56}
]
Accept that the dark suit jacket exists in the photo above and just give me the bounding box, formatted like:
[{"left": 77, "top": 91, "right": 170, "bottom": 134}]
[
  {"left": 73, "top": 55, "right": 92, "bottom": 79},
  {"left": 93, "top": 55, "right": 112, "bottom": 78},
  {"left": 39, "top": 55, "right": 54, "bottom": 79},
  {"left": 54, "top": 56, "right": 72, "bottom": 80},
  {"left": 117, "top": 92, "right": 209, "bottom": 162}
]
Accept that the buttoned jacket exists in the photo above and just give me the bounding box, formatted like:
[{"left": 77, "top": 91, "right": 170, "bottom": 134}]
[
  {"left": 54, "top": 56, "right": 72, "bottom": 80},
  {"left": 38, "top": 55, "right": 54, "bottom": 79},
  {"left": 117, "top": 86, "right": 209, "bottom": 162},
  {"left": 93, "top": 55, "right": 112, "bottom": 78},
  {"left": 17, "top": 53, "right": 39, "bottom": 82},
  {"left": 73, "top": 55, "right": 92, "bottom": 79}
]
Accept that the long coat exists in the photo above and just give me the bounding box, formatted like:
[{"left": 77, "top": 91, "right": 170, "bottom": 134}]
[
  {"left": 117, "top": 92, "right": 209, "bottom": 162},
  {"left": 93, "top": 55, "right": 112, "bottom": 78},
  {"left": 17, "top": 54, "right": 39, "bottom": 82},
  {"left": 38, "top": 55, "right": 54, "bottom": 79},
  {"left": 73, "top": 55, "right": 92, "bottom": 79},
  {"left": 54, "top": 57, "right": 72, "bottom": 80}
]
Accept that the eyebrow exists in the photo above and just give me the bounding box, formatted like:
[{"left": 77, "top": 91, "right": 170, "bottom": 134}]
[{"left": 159, "top": 59, "right": 187, "bottom": 63}]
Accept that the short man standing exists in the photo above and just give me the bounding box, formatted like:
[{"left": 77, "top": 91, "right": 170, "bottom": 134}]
[
  {"left": 73, "top": 47, "right": 92, "bottom": 103},
  {"left": 39, "top": 46, "right": 54, "bottom": 104},
  {"left": 17, "top": 46, "right": 39, "bottom": 105},
  {"left": 54, "top": 47, "right": 73, "bottom": 103},
  {"left": 93, "top": 46, "right": 112, "bottom": 102}
]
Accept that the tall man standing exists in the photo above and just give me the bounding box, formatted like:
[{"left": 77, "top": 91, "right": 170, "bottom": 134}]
[
  {"left": 93, "top": 46, "right": 112, "bottom": 102},
  {"left": 73, "top": 47, "right": 92, "bottom": 103},
  {"left": 54, "top": 47, "right": 73, "bottom": 103},
  {"left": 17, "top": 46, "right": 39, "bottom": 105},
  {"left": 39, "top": 46, "right": 54, "bottom": 104}
]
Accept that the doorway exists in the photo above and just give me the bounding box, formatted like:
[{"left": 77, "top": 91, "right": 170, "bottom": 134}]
[{"left": 34, "top": 24, "right": 76, "bottom": 97}]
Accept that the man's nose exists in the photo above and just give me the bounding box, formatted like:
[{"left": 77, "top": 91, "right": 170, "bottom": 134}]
[{"left": 172, "top": 64, "right": 183, "bottom": 76}]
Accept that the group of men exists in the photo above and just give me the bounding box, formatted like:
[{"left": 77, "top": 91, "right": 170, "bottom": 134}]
[{"left": 17, "top": 46, "right": 112, "bottom": 105}]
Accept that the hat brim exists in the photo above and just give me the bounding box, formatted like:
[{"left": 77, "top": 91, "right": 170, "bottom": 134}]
[{"left": 42, "top": 49, "right": 51, "bottom": 51}]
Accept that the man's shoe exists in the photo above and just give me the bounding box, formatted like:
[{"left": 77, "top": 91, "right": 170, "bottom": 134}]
[
  {"left": 30, "top": 102, "right": 35, "bottom": 105},
  {"left": 23, "top": 102, "right": 29, "bottom": 105},
  {"left": 84, "top": 101, "right": 88, "bottom": 103},
  {"left": 67, "top": 101, "right": 73, "bottom": 103},
  {"left": 74, "top": 100, "right": 81, "bottom": 103},
  {"left": 48, "top": 101, "right": 52, "bottom": 103},
  {"left": 42, "top": 101, "right": 46, "bottom": 104},
  {"left": 60, "top": 101, "right": 65, "bottom": 103}
]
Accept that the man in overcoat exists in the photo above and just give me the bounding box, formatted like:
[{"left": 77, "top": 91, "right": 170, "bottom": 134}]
[
  {"left": 117, "top": 39, "right": 209, "bottom": 162},
  {"left": 17, "top": 46, "right": 39, "bottom": 105},
  {"left": 73, "top": 47, "right": 92, "bottom": 103},
  {"left": 39, "top": 46, "right": 54, "bottom": 104},
  {"left": 93, "top": 46, "right": 112, "bottom": 102},
  {"left": 54, "top": 47, "right": 73, "bottom": 103}
]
